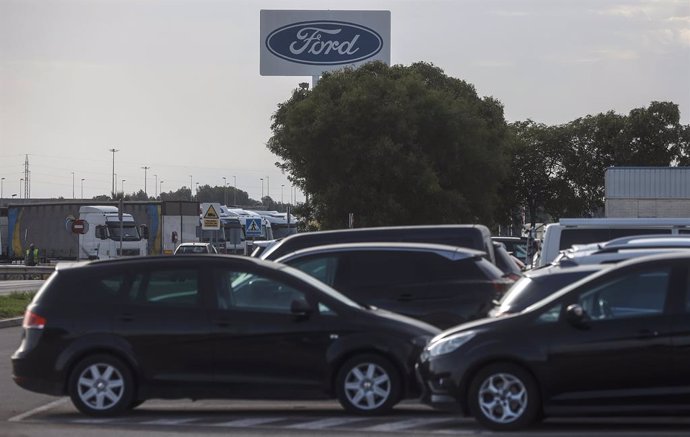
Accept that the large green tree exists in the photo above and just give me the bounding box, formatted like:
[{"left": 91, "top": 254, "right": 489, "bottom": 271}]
[
  {"left": 504, "top": 101, "right": 689, "bottom": 221},
  {"left": 268, "top": 62, "right": 510, "bottom": 229}
]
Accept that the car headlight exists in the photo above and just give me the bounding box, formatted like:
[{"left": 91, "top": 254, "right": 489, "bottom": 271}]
[{"left": 426, "top": 331, "right": 476, "bottom": 357}]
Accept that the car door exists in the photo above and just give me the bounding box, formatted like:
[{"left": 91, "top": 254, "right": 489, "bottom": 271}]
[
  {"left": 542, "top": 262, "right": 680, "bottom": 409},
  {"left": 669, "top": 264, "right": 690, "bottom": 404},
  {"left": 208, "top": 263, "right": 346, "bottom": 398},
  {"left": 112, "top": 261, "right": 217, "bottom": 394}
]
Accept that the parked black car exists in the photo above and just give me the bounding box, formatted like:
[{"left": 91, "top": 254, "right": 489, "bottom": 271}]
[
  {"left": 417, "top": 252, "right": 690, "bottom": 430},
  {"left": 489, "top": 264, "right": 608, "bottom": 317},
  {"left": 275, "top": 242, "right": 513, "bottom": 329},
  {"left": 12, "top": 255, "right": 439, "bottom": 416}
]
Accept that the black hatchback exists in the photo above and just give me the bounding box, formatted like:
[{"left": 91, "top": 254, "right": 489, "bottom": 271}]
[
  {"left": 417, "top": 252, "right": 690, "bottom": 430},
  {"left": 12, "top": 255, "right": 439, "bottom": 416}
]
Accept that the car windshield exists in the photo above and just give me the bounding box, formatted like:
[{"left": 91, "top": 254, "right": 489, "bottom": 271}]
[{"left": 106, "top": 222, "right": 141, "bottom": 241}]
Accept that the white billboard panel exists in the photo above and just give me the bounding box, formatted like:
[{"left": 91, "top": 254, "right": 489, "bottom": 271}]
[{"left": 260, "top": 10, "right": 391, "bottom": 76}]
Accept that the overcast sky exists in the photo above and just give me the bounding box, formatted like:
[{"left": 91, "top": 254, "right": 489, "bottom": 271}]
[{"left": 1, "top": 0, "right": 689, "bottom": 201}]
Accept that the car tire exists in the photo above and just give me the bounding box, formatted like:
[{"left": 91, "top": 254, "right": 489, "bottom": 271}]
[
  {"left": 467, "top": 362, "right": 541, "bottom": 431},
  {"left": 68, "top": 354, "right": 135, "bottom": 417},
  {"left": 335, "top": 354, "right": 401, "bottom": 415}
]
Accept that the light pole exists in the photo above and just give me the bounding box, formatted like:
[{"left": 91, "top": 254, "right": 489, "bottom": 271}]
[
  {"left": 1, "top": 177, "right": 5, "bottom": 201},
  {"left": 20, "top": 178, "right": 23, "bottom": 199},
  {"left": 71, "top": 172, "right": 75, "bottom": 199},
  {"left": 233, "top": 176, "right": 237, "bottom": 205},
  {"left": 196, "top": 182, "right": 200, "bottom": 200},
  {"left": 260, "top": 178, "right": 264, "bottom": 200},
  {"left": 222, "top": 177, "right": 227, "bottom": 205},
  {"left": 81, "top": 178, "right": 85, "bottom": 199},
  {"left": 141, "top": 166, "right": 150, "bottom": 197},
  {"left": 154, "top": 174, "right": 158, "bottom": 197},
  {"left": 189, "top": 175, "right": 193, "bottom": 201},
  {"left": 159, "top": 180, "right": 164, "bottom": 196},
  {"left": 266, "top": 176, "right": 270, "bottom": 200},
  {"left": 281, "top": 184, "right": 284, "bottom": 204},
  {"left": 109, "top": 148, "right": 119, "bottom": 197},
  {"left": 121, "top": 179, "right": 126, "bottom": 194}
]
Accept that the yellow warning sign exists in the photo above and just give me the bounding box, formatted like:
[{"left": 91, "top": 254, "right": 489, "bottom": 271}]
[
  {"left": 201, "top": 203, "right": 221, "bottom": 230},
  {"left": 204, "top": 204, "right": 219, "bottom": 219}
]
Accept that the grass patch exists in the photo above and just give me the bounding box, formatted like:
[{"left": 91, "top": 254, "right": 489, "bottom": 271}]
[{"left": 0, "top": 292, "right": 36, "bottom": 319}]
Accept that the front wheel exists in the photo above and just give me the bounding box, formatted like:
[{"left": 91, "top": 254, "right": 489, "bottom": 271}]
[
  {"left": 68, "top": 354, "right": 135, "bottom": 417},
  {"left": 467, "top": 363, "right": 541, "bottom": 431},
  {"left": 335, "top": 354, "right": 401, "bottom": 415}
]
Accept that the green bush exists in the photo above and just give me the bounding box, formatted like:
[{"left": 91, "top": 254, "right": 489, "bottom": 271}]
[{"left": 0, "top": 292, "right": 35, "bottom": 319}]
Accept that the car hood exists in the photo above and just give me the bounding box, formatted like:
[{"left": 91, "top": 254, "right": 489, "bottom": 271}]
[
  {"left": 368, "top": 306, "right": 441, "bottom": 336},
  {"left": 430, "top": 313, "right": 521, "bottom": 343}
]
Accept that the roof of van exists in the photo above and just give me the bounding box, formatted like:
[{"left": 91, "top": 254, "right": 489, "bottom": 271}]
[
  {"left": 557, "top": 218, "right": 690, "bottom": 227},
  {"left": 260, "top": 224, "right": 491, "bottom": 260}
]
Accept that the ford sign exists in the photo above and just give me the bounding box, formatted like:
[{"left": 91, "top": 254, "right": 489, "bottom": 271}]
[{"left": 266, "top": 20, "right": 383, "bottom": 65}]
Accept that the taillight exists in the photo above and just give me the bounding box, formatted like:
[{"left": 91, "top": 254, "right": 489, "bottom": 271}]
[{"left": 23, "top": 310, "right": 46, "bottom": 329}]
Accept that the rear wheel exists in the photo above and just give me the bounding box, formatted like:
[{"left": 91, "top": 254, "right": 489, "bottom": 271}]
[
  {"left": 467, "top": 363, "right": 541, "bottom": 431},
  {"left": 68, "top": 354, "right": 134, "bottom": 416},
  {"left": 335, "top": 354, "right": 401, "bottom": 415}
]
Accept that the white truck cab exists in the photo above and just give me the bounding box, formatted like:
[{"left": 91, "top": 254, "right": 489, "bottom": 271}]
[{"left": 78, "top": 205, "right": 148, "bottom": 260}]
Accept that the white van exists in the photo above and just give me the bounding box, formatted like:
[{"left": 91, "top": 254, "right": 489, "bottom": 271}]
[{"left": 536, "top": 218, "right": 690, "bottom": 267}]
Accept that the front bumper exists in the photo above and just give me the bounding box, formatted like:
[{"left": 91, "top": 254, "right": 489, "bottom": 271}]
[{"left": 415, "top": 353, "right": 465, "bottom": 412}]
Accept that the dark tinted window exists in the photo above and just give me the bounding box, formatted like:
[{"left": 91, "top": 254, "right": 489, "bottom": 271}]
[
  {"left": 337, "top": 250, "right": 486, "bottom": 289},
  {"left": 129, "top": 269, "right": 200, "bottom": 307},
  {"left": 577, "top": 267, "right": 670, "bottom": 320},
  {"left": 57, "top": 270, "right": 127, "bottom": 304},
  {"left": 500, "top": 270, "right": 594, "bottom": 311},
  {"left": 287, "top": 255, "right": 339, "bottom": 286},
  {"left": 559, "top": 228, "right": 672, "bottom": 250},
  {"left": 214, "top": 269, "right": 312, "bottom": 314}
]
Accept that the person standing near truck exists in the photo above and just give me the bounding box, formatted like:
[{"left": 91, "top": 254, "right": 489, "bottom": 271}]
[{"left": 24, "top": 243, "right": 39, "bottom": 266}]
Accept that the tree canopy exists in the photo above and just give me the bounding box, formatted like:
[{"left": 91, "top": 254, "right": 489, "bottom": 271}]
[{"left": 268, "top": 62, "right": 511, "bottom": 229}]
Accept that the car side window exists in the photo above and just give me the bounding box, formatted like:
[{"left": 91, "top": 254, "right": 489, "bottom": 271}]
[
  {"left": 75, "top": 271, "right": 127, "bottom": 303},
  {"left": 577, "top": 267, "right": 670, "bottom": 320},
  {"left": 288, "top": 255, "right": 338, "bottom": 286},
  {"left": 217, "top": 270, "right": 307, "bottom": 314},
  {"left": 129, "top": 269, "right": 200, "bottom": 307}
]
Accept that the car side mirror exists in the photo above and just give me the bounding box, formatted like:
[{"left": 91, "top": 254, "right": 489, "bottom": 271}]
[
  {"left": 565, "top": 304, "right": 589, "bottom": 328},
  {"left": 290, "top": 298, "right": 313, "bottom": 318}
]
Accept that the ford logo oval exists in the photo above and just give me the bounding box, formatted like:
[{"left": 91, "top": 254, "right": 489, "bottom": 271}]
[{"left": 266, "top": 20, "right": 383, "bottom": 65}]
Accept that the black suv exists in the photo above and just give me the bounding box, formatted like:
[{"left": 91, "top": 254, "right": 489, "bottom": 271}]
[
  {"left": 12, "top": 255, "right": 439, "bottom": 416},
  {"left": 276, "top": 242, "right": 513, "bottom": 329}
]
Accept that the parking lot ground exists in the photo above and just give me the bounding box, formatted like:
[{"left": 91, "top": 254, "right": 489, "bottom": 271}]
[{"left": 9, "top": 397, "right": 690, "bottom": 436}]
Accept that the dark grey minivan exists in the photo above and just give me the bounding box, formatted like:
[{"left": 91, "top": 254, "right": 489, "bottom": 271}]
[{"left": 259, "top": 225, "right": 496, "bottom": 264}]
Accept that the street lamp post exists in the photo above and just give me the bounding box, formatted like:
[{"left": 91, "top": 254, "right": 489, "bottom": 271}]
[
  {"left": 109, "top": 148, "right": 119, "bottom": 198},
  {"left": 159, "top": 180, "right": 164, "bottom": 198},
  {"left": 266, "top": 176, "right": 270, "bottom": 200},
  {"left": 20, "top": 178, "right": 23, "bottom": 199},
  {"left": 154, "top": 174, "right": 158, "bottom": 197},
  {"left": 71, "top": 172, "right": 75, "bottom": 199},
  {"left": 121, "top": 179, "right": 126, "bottom": 194},
  {"left": 260, "top": 178, "right": 264, "bottom": 200},
  {"left": 189, "top": 175, "right": 193, "bottom": 201},
  {"left": 233, "top": 176, "right": 237, "bottom": 205},
  {"left": 222, "top": 177, "right": 227, "bottom": 205},
  {"left": 141, "top": 166, "right": 150, "bottom": 197},
  {"left": 196, "top": 182, "right": 200, "bottom": 201},
  {"left": 81, "top": 178, "right": 85, "bottom": 199},
  {"left": 1, "top": 177, "right": 5, "bottom": 201},
  {"left": 281, "top": 184, "right": 284, "bottom": 204}
]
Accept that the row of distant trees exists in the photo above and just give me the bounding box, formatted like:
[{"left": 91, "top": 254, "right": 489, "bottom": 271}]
[{"left": 267, "top": 61, "right": 690, "bottom": 231}]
